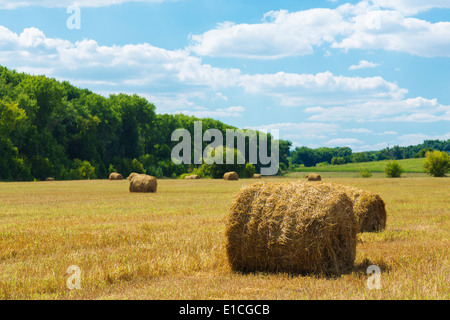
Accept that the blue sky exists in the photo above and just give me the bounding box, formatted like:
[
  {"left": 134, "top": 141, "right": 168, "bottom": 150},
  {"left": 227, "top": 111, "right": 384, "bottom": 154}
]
[{"left": 0, "top": 0, "right": 449, "bottom": 151}]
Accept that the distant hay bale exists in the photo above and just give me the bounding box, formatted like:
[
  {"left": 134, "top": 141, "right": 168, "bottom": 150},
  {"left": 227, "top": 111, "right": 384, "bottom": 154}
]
[
  {"left": 224, "top": 172, "right": 239, "bottom": 180},
  {"left": 253, "top": 174, "right": 262, "bottom": 179},
  {"left": 127, "top": 172, "right": 138, "bottom": 181},
  {"left": 185, "top": 174, "right": 201, "bottom": 179},
  {"left": 45, "top": 177, "right": 55, "bottom": 181},
  {"left": 129, "top": 174, "right": 157, "bottom": 193},
  {"left": 306, "top": 173, "right": 321, "bottom": 181},
  {"left": 109, "top": 172, "right": 123, "bottom": 180},
  {"left": 342, "top": 185, "right": 387, "bottom": 233},
  {"left": 226, "top": 181, "right": 358, "bottom": 275}
]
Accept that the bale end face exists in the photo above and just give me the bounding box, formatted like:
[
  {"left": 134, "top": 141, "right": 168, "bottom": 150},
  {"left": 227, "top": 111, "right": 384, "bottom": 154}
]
[
  {"left": 348, "top": 189, "right": 387, "bottom": 232},
  {"left": 309, "top": 182, "right": 387, "bottom": 233}
]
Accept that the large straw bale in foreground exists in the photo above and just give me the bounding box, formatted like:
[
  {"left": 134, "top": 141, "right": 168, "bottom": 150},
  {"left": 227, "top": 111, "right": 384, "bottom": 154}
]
[
  {"left": 226, "top": 181, "right": 358, "bottom": 275},
  {"left": 341, "top": 185, "right": 386, "bottom": 233},
  {"left": 306, "top": 173, "right": 321, "bottom": 181},
  {"left": 224, "top": 172, "right": 239, "bottom": 180},
  {"left": 109, "top": 172, "right": 123, "bottom": 180},
  {"left": 129, "top": 174, "right": 157, "bottom": 193}
]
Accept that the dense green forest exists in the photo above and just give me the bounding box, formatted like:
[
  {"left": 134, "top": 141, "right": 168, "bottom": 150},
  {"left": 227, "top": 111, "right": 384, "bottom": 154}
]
[
  {"left": 1, "top": 65, "right": 448, "bottom": 181},
  {"left": 0, "top": 66, "right": 292, "bottom": 181}
]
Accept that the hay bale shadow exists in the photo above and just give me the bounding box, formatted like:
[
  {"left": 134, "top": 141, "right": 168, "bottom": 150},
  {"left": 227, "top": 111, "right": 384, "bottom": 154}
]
[
  {"left": 231, "top": 258, "right": 391, "bottom": 280},
  {"left": 232, "top": 268, "right": 351, "bottom": 279},
  {"left": 352, "top": 258, "right": 392, "bottom": 276}
]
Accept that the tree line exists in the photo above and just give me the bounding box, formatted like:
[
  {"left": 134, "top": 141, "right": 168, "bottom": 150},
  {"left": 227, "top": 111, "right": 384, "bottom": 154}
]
[
  {"left": 1, "top": 66, "right": 448, "bottom": 180},
  {"left": 289, "top": 140, "right": 450, "bottom": 168},
  {"left": 0, "top": 66, "right": 292, "bottom": 181}
]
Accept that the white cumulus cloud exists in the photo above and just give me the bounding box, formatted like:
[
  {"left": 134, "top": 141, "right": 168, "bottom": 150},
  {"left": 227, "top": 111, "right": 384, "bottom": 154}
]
[
  {"left": 371, "top": 0, "right": 450, "bottom": 15},
  {"left": 325, "top": 138, "right": 364, "bottom": 146},
  {"left": 173, "top": 106, "right": 245, "bottom": 118},
  {"left": 0, "top": 24, "right": 448, "bottom": 133},
  {"left": 189, "top": 9, "right": 351, "bottom": 59},
  {"left": 190, "top": 4, "right": 450, "bottom": 59},
  {"left": 332, "top": 9, "right": 450, "bottom": 57},
  {"left": 349, "top": 60, "right": 381, "bottom": 70},
  {"left": 305, "top": 97, "right": 450, "bottom": 122}
]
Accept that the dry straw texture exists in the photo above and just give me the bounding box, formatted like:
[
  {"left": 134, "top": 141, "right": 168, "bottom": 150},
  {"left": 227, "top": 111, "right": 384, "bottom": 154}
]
[
  {"left": 253, "top": 174, "right": 262, "bottom": 179},
  {"left": 341, "top": 185, "right": 387, "bottom": 233},
  {"left": 129, "top": 174, "right": 157, "bottom": 193},
  {"left": 309, "top": 182, "right": 387, "bottom": 233},
  {"left": 185, "top": 175, "right": 201, "bottom": 179},
  {"left": 109, "top": 173, "right": 123, "bottom": 180},
  {"left": 226, "top": 181, "right": 358, "bottom": 275},
  {"left": 306, "top": 173, "right": 321, "bottom": 181},
  {"left": 224, "top": 172, "right": 239, "bottom": 180},
  {"left": 127, "top": 172, "right": 138, "bottom": 181}
]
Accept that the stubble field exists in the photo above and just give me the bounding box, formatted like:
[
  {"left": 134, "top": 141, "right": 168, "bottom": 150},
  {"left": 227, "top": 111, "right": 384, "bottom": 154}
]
[{"left": 0, "top": 176, "right": 448, "bottom": 299}]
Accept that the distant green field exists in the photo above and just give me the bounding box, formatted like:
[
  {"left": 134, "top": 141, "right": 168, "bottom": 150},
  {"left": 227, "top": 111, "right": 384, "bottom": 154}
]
[{"left": 290, "top": 158, "right": 426, "bottom": 173}]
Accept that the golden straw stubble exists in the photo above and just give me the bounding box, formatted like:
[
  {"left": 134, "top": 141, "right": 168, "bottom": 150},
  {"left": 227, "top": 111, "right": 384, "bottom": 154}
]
[{"left": 226, "top": 181, "right": 358, "bottom": 275}]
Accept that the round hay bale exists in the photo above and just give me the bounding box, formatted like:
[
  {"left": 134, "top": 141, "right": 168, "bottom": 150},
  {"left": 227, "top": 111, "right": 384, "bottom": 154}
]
[
  {"left": 127, "top": 172, "right": 138, "bottom": 181},
  {"left": 306, "top": 173, "right": 321, "bottom": 181},
  {"left": 129, "top": 174, "right": 157, "bottom": 193},
  {"left": 253, "top": 174, "right": 262, "bottom": 179},
  {"left": 185, "top": 174, "right": 201, "bottom": 180},
  {"left": 224, "top": 171, "right": 239, "bottom": 180},
  {"left": 309, "top": 182, "right": 387, "bottom": 233},
  {"left": 226, "top": 181, "right": 358, "bottom": 275},
  {"left": 45, "top": 177, "right": 55, "bottom": 181},
  {"left": 109, "top": 172, "right": 123, "bottom": 180},
  {"left": 342, "top": 186, "right": 387, "bottom": 233}
]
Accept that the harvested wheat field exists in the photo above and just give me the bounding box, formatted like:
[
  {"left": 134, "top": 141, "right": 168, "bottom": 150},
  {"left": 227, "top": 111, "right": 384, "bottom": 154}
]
[{"left": 0, "top": 176, "right": 448, "bottom": 299}]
